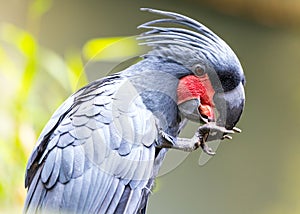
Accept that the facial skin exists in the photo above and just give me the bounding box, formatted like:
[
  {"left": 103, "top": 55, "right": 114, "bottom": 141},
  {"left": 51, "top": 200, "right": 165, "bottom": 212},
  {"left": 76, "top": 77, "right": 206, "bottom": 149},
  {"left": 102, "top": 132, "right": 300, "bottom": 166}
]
[{"left": 177, "top": 74, "right": 215, "bottom": 122}]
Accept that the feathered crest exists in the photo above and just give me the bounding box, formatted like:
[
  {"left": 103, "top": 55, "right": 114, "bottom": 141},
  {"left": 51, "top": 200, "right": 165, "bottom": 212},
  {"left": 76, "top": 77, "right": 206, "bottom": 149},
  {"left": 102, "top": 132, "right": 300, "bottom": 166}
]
[
  {"left": 137, "top": 8, "right": 244, "bottom": 92},
  {"left": 137, "top": 8, "right": 234, "bottom": 64}
]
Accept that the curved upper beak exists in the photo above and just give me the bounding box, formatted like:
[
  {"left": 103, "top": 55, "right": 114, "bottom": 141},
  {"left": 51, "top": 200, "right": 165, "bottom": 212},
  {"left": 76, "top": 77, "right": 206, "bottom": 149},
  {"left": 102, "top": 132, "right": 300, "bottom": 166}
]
[{"left": 213, "top": 82, "right": 245, "bottom": 130}]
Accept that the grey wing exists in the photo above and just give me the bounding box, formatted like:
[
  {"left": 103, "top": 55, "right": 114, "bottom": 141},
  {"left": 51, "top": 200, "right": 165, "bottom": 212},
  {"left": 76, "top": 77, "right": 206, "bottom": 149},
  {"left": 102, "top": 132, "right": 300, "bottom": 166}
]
[{"left": 24, "top": 76, "right": 159, "bottom": 214}]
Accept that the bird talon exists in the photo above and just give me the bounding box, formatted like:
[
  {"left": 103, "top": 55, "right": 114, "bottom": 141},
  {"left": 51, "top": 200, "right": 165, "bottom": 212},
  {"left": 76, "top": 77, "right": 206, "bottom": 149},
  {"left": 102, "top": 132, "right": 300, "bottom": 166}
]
[
  {"left": 222, "top": 135, "right": 233, "bottom": 140},
  {"left": 233, "top": 127, "right": 242, "bottom": 133},
  {"left": 197, "top": 131, "right": 215, "bottom": 155},
  {"left": 159, "top": 130, "right": 175, "bottom": 144},
  {"left": 196, "top": 123, "right": 240, "bottom": 154},
  {"left": 200, "top": 141, "right": 216, "bottom": 156},
  {"left": 225, "top": 129, "right": 235, "bottom": 134}
]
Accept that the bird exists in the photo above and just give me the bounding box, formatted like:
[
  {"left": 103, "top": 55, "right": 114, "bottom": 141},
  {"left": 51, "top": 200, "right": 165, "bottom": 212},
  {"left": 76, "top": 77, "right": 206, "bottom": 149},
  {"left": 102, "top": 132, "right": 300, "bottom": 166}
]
[{"left": 24, "top": 8, "right": 245, "bottom": 214}]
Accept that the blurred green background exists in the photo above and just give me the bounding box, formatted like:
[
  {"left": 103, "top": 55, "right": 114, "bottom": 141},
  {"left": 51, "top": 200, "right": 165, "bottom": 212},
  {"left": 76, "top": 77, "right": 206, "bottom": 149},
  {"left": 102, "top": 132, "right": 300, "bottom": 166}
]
[{"left": 1, "top": 0, "right": 300, "bottom": 213}]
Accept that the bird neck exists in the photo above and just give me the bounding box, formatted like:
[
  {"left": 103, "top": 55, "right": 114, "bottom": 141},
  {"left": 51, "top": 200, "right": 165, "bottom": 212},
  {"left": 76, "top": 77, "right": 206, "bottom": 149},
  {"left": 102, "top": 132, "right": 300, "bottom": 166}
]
[{"left": 122, "top": 56, "right": 191, "bottom": 136}]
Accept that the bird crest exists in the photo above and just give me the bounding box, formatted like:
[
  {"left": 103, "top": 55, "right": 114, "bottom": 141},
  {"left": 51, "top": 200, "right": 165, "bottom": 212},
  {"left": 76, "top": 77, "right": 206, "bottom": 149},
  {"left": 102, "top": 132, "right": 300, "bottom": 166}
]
[{"left": 138, "top": 8, "right": 244, "bottom": 92}]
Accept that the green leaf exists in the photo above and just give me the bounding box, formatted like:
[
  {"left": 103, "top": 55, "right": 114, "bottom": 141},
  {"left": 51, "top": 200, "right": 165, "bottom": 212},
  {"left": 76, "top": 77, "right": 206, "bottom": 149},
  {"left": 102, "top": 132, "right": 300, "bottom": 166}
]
[
  {"left": 17, "top": 58, "right": 37, "bottom": 102},
  {"left": 83, "top": 36, "right": 146, "bottom": 62}
]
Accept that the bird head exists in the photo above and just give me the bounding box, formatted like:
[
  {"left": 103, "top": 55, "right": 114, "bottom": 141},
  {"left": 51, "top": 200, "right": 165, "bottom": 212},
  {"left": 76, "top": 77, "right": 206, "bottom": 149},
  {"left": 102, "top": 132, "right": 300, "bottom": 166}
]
[{"left": 138, "top": 8, "right": 245, "bottom": 131}]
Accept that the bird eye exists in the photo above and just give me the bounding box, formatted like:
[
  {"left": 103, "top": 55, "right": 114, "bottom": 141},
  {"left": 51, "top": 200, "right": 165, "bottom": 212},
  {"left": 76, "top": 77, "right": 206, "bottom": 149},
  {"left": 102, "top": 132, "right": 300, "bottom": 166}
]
[{"left": 193, "top": 64, "right": 205, "bottom": 76}]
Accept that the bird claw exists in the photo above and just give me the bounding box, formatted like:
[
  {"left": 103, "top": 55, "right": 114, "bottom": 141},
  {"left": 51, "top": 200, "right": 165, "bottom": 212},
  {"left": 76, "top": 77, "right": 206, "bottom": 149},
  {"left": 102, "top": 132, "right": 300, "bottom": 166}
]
[
  {"left": 196, "top": 123, "right": 242, "bottom": 155},
  {"left": 222, "top": 135, "right": 233, "bottom": 140},
  {"left": 200, "top": 140, "right": 216, "bottom": 155},
  {"left": 158, "top": 128, "right": 175, "bottom": 144},
  {"left": 233, "top": 127, "right": 242, "bottom": 133},
  {"left": 157, "top": 123, "right": 242, "bottom": 155}
]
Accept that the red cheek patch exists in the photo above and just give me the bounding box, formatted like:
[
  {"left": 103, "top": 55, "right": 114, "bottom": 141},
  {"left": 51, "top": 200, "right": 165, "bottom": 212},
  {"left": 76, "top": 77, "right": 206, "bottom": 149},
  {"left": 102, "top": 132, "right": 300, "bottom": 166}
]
[
  {"left": 177, "top": 74, "right": 215, "bottom": 107},
  {"left": 177, "top": 74, "right": 215, "bottom": 120}
]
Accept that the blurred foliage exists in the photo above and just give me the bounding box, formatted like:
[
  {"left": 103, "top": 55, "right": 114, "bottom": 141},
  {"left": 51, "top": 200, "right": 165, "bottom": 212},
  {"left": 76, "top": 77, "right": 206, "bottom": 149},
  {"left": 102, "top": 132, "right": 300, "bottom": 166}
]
[
  {"left": 83, "top": 36, "right": 143, "bottom": 62},
  {"left": 0, "top": 22, "right": 85, "bottom": 212},
  {"left": 0, "top": 1, "right": 80, "bottom": 212}
]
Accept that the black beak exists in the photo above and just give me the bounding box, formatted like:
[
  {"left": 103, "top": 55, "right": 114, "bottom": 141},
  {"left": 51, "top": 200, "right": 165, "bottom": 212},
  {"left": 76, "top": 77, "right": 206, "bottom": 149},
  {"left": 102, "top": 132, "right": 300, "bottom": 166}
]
[{"left": 213, "top": 83, "right": 245, "bottom": 130}]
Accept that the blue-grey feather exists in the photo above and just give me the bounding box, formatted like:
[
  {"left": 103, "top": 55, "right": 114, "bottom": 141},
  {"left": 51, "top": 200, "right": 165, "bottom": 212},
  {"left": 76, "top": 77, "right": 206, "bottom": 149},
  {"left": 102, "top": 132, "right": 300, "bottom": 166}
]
[
  {"left": 94, "top": 109, "right": 113, "bottom": 124},
  {"left": 69, "top": 175, "right": 84, "bottom": 211},
  {"left": 91, "top": 173, "right": 115, "bottom": 213},
  {"left": 125, "top": 189, "right": 142, "bottom": 214},
  {"left": 23, "top": 168, "right": 43, "bottom": 213},
  {"left": 95, "top": 178, "right": 119, "bottom": 213},
  {"left": 26, "top": 179, "right": 46, "bottom": 213},
  {"left": 88, "top": 170, "right": 110, "bottom": 212},
  {"left": 41, "top": 182, "right": 64, "bottom": 212},
  {"left": 76, "top": 167, "right": 92, "bottom": 213},
  {"left": 91, "top": 129, "right": 106, "bottom": 165},
  {"left": 105, "top": 181, "right": 125, "bottom": 213},
  {"left": 61, "top": 173, "right": 75, "bottom": 210},
  {"left": 140, "top": 8, "right": 219, "bottom": 42},
  {"left": 93, "top": 95, "right": 112, "bottom": 106},
  {"left": 45, "top": 147, "right": 61, "bottom": 189},
  {"left": 72, "top": 115, "right": 90, "bottom": 127},
  {"left": 41, "top": 147, "right": 57, "bottom": 184},
  {"left": 72, "top": 146, "right": 85, "bottom": 179},
  {"left": 38, "top": 135, "right": 59, "bottom": 164},
  {"left": 57, "top": 132, "right": 74, "bottom": 148},
  {"left": 69, "top": 126, "right": 92, "bottom": 140},
  {"left": 85, "top": 118, "right": 100, "bottom": 130},
  {"left": 98, "top": 178, "right": 120, "bottom": 213},
  {"left": 82, "top": 167, "right": 100, "bottom": 212},
  {"left": 115, "top": 185, "right": 131, "bottom": 213},
  {"left": 59, "top": 145, "right": 74, "bottom": 184},
  {"left": 109, "top": 123, "right": 122, "bottom": 150},
  {"left": 118, "top": 139, "right": 132, "bottom": 156},
  {"left": 57, "top": 120, "right": 74, "bottom": 134}
]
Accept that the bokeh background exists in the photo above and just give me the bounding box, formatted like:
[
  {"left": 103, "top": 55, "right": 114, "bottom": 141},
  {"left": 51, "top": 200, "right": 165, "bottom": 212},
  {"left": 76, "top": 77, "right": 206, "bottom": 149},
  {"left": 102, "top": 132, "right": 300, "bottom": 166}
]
[{"left": 1, "top": 0, "right": 300, "bottom": 213}]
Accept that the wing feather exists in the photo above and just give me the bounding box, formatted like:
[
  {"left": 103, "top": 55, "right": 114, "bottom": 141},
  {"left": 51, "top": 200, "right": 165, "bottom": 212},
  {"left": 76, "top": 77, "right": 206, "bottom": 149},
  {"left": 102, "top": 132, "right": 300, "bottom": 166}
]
[
  {"left": 44, "top": 147, "right": 62, "bottom": 189},
  {"left": 25, "top": 76, "right": 159, "bottom": 213},
  {"left": 40, "top": 147, "right": 56, "bottom": 184},
  {"left": 76, "top": 167, "right": 93, "bottom": 213},
  {"left": 59, "top": 145, "right": 74, "bottom": 184},
  {"left": 82, "top": 166, "right": 100, "bottom": 212},
  {"left": 41, "top": 182, "right": 64, "bottom": 212},
  {"left": 105, "top": 180, "right": 126, "bottom": 213}
]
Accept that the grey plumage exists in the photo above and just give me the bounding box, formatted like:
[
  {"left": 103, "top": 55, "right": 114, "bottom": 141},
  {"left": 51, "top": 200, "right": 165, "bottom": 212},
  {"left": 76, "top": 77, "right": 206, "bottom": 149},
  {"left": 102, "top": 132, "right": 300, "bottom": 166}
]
[{"left": 25, "top": 73, "right": 161, "bottom": 213}]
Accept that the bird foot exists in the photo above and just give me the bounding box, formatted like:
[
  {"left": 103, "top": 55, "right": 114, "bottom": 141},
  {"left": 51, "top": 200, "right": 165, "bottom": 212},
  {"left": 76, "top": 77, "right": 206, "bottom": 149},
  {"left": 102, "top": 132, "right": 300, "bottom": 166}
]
[
  {"left": 197, "top": 123, "right": 242, "bottom": 155},
  {"left": 158, "top": 129, "right": 200, "bottom": 152},
  {"left": 159, "top": 123, "right": 241, "bottom": 156}
]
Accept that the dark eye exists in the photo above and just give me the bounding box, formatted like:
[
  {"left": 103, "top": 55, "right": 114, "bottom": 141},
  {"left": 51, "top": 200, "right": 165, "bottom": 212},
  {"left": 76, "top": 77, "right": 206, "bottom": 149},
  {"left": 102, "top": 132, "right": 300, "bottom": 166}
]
[{"left": 193, "top": 64, "right": 205, "bottom": 76}]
